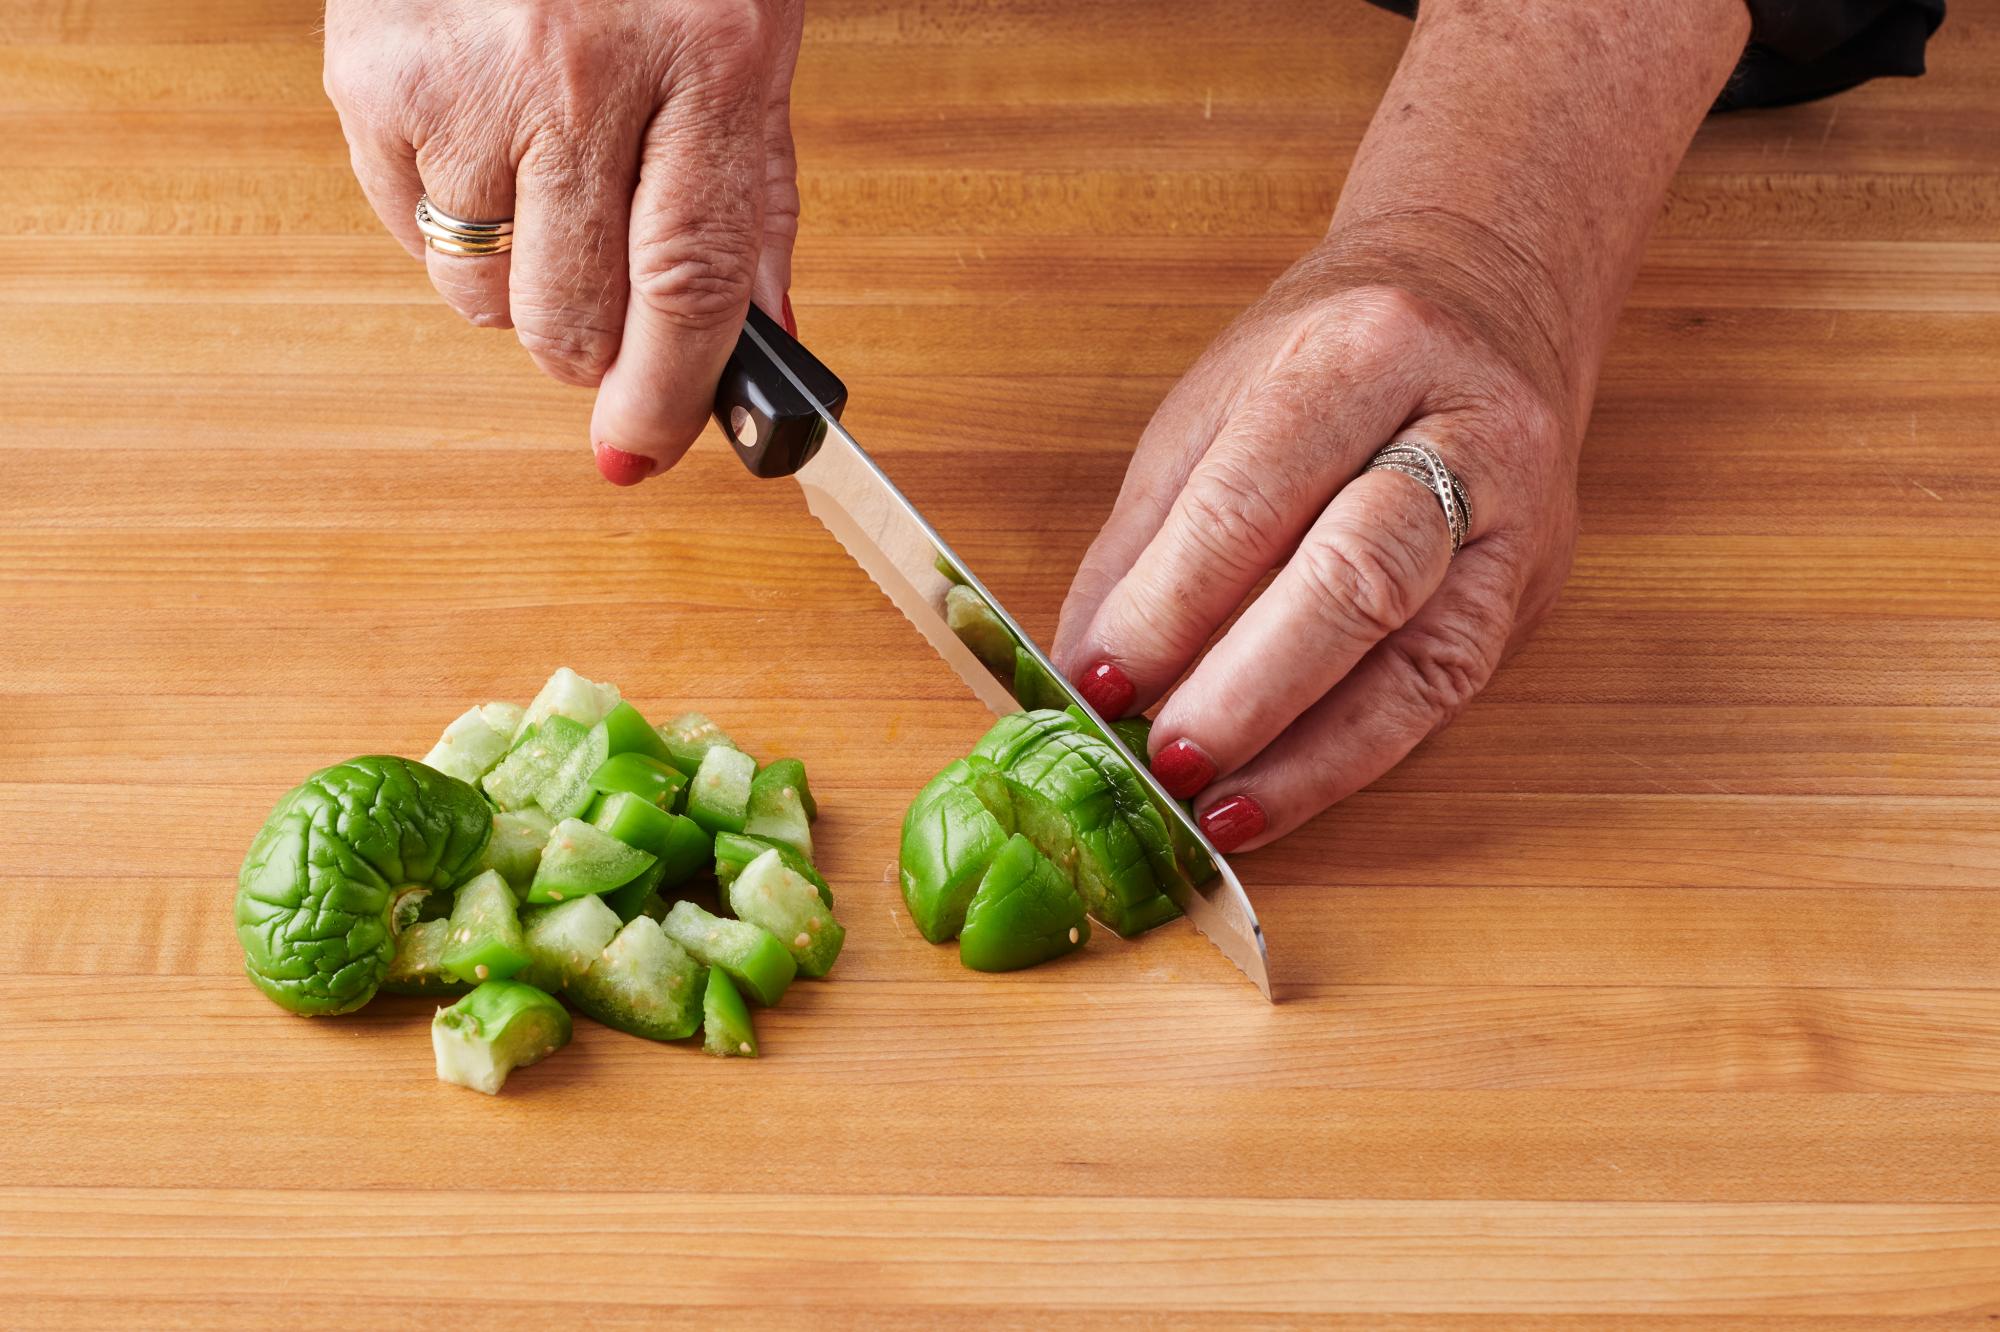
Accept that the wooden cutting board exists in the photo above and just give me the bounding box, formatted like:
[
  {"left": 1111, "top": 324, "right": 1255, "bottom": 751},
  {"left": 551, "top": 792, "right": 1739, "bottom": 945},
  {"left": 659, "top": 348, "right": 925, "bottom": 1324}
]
[{"left": 3, "top": 1, "right": 1998, "bottom": 1323}]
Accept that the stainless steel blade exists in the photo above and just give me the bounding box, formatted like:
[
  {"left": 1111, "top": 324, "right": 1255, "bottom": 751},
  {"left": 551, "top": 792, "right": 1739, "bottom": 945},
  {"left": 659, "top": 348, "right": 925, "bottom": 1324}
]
[{"left": 739, "top": 322, "right": 1271, "bottom": 999}]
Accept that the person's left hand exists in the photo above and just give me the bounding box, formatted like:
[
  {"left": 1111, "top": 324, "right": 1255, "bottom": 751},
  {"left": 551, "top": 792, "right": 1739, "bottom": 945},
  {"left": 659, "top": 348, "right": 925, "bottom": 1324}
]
[{"left": 1052, "top": 238, "right": 1581, "bottom": 852}]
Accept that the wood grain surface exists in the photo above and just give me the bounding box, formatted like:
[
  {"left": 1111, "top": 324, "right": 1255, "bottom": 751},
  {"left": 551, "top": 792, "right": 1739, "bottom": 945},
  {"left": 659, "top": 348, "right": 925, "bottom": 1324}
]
[{"left": 3, "top": 0, "right": 1997, "bottom": 1324}]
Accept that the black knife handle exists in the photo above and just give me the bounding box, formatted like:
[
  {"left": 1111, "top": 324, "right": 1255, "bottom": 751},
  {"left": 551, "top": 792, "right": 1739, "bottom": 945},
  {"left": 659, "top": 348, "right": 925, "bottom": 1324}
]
[{"left": 712, "top": 301, "right": 849, "bottom": 478}]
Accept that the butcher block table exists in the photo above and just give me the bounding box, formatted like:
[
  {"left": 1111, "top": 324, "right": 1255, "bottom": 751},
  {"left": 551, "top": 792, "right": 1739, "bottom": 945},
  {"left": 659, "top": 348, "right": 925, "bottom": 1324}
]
[{"left": 5, "top": 0, "right": 1999, "bottom": 1324}]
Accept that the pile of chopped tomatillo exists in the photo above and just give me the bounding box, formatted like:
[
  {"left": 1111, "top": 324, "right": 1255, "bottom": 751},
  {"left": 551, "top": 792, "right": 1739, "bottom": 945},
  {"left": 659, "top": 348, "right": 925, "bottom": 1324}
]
[{"left": 234, "top": 668, "right": 841, "bottom": 1094}]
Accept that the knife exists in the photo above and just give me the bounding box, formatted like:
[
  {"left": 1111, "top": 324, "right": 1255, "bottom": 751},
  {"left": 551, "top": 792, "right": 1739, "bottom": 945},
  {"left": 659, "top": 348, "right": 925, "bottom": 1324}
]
[{"left": 711, "top": 303, "right": 1271, "bottom": 1000}]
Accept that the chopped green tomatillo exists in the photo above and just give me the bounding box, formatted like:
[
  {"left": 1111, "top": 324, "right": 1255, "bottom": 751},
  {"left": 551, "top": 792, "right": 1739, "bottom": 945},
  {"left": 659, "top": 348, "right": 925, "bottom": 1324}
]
[
  {"left": 535, "top": 718, "right": 612, "bottom": 821},
  {"left": 432, "top": 979, "right": 572, "bottom": 1095},
  {"left": 730, "top": 848, "right": 844, "bottom": 978},
  {"left": 598, "top": 699, "right": 675, "bottom": 765},
  {"left": 686, "top": 745, "right": 755, "bottom": 836},
  {"left": 1011, "top": 646, "right": 1073, "bottom": 712},
  {"left": 702, "top": 968, "right": 758, "bottom": 1058},
  {"left": 661, "top": 900, "right": 796, "bottom": 1006},
  {"left": 473, "top": 807, "right": 555, "bottom": 899},
  {"left": 655, "top": 711, "right": 736, "bottom": 778},
  {"left": 381, "top": 918, "right": 471, "bottom": 998},
  {"left": 518, "top": 894, "right": 622, "bottom": 992},
  {"left": 602, "top": 859, "right": 667, "bottom": 923},
  {"left": 568, "top": 918, "right": 706, "bottom": 1041},
  {"left": 527, "top": 818, "right": 655, "bottom": 904},
  {"left": 514, "top": 667, "right": 620, "bottom": 742},
  {"left": 959, "top": 834, "right": 1091, "bottom": 972},
  {"left": 712, "top": 831, "right": 833, "bottom": 908},
  {"left": 744, "top": 761, "right": 813, "bottom": 858},
  {"left": 235, "top": 756, "right": 491, "bottom": 1015},
  {"left": 1003, "top": 729, "right": 1176, "bottom": 937},
  {"left": 482, "top": 714, "right": 587, "bottom": 811},
  {"left": 441, "top": 869, "right": 531, "bottom": 985},
  {"left": 1065, "top": 704, "right": 1153, "bottom": 760},
  {"left": 971, "top": 708, "right": 1083, "bottom": 772},
  {"left": 898, "top": 757, "right": 1013, "bottom": 944},
  {"left": 421, "top": 702, "right": 523, "bottom": 785},
  {"left": 588, "top": 752, "right": 687, "bottom": 809}
]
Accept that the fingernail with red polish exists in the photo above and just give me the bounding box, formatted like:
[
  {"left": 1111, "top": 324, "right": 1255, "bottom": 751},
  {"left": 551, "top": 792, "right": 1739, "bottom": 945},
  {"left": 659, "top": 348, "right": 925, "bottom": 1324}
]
[
  {"left": 1200, "top": 795, "right": 1266, "bottom": 853},
  {"left": 780, "top": 293, "right": 798, "bottom": 338},
  {"left": 1151, "top": 738, "right": 1217, "bottom": 800},
  {"left": 1077, "top": 661, "right": 1135, "bottom": 718},
  {"left": 594, "top": 442, "right": 656, "bottom": 487}
]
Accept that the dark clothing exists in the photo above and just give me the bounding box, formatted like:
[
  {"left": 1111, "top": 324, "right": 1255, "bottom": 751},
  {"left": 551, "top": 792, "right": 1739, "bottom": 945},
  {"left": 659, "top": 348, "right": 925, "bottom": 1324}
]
[{"left": 1363, "top": 0, "right": 1943, "bottom": 110}]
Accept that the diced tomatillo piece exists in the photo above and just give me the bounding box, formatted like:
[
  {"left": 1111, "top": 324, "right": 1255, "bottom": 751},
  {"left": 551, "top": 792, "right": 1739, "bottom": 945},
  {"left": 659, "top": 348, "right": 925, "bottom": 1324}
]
[
  {"left": 744, "top": 763, "right": 813, "bottom": 859},
  {"left": 661, "top": 900, "right": 796, "bottom": 1006},
  {"left": 1012, "top": 646, "right": 1073, "bottom": 711},
  {"left": 421, "top": 704, "right": 516, "bottom": 785},
  {"left": 567, "top": 918, "right": 705, "bottom": 1041},
  {"left": 898, "top": 760, "right": 1012, "bottom": 944},
  {"left": 602, "top": 859, "right": 667, "bottom": 923},
  {"left": 1023, "top": 728, "right": 1190, "bottom": 930},
  {"left": 686, "top": 745, "right": 755, "bottom": 836},
  {"left": 588, "top": 752, "right": 687, "bottom": 809},
  {"left": 944, "top": 583, "right": 1016, "bottom": 680},
  {"left": 381, "top": 918, "right": 471, "bottom": 997},
  {"left": 712, "top": 831, "right": 832, "bottom": 908},
  {"left": 482, "top": 714, "right": 587, "bottom": 812},
  {"left": 1106, "top": 891, "right": 1181, "bottom": 937},
  {"left": 514, "top": 667, "right": 620, "bottom": 742},
  {"left": 599, "top": 699, "right": 675, "bottom": 766},
  {"left": 527, "top": 818, "right": 655, "bottom": 904},
  {"left": 1002, "top": 732, "right": 1163, "bottom": 933},
  {"left": 959, "top": 833, "right": 1091, "bottom": 972},
  {"left": 592, "top": 793, "right": 712, "bottom": 887},
  {"left": 473, "top": 807, "right": 555, "bottom": 898},
  {"left": 702, "top": 968, "right": 758, "bottom": 1058},
  {"left": 441, "top": 869, "right": 531, "bottom": 984},
  {"left": 535, "top": 718, "right": 612, "bottom": 821},
  {"left": 729, "top": 848, "right": 844, "bottom": 978},
  {"left": 755, "top": 758, "right": 817, "bottom": 821},
  {"left": 432, "top": 979, "right": 572, "bottom": 1095},
  {"left": 655, "top": 711, "right": 737, "bottom": 778},
  {"left": 518, "top": 893, "right": 622, "bottom": 991}
]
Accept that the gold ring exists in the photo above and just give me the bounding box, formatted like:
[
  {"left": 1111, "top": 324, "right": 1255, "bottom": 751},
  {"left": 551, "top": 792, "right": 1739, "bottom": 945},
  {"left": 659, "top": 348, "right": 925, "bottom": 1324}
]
[{"left": 414, "top": 195, "right": 513, "bottom": 257}]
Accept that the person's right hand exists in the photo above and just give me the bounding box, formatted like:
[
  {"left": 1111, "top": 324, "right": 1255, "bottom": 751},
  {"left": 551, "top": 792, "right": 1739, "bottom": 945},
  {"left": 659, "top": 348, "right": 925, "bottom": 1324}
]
[{"left": 324, "top": 0, "right": 802, "bottom": 484}]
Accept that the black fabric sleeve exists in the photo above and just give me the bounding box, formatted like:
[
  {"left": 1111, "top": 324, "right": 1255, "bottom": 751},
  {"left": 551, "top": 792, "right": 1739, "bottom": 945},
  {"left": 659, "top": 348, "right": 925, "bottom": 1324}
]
[{"left": 1359, "top": 0, "right": 1943, "bottom": 111}]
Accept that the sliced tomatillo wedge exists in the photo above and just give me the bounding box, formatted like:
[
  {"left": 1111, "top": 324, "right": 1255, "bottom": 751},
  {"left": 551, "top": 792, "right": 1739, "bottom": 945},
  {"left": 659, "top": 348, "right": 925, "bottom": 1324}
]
[
  {"left": 482, "top": 715, "right": 587, "bottom": 812},
  {"left": 744, "top": 761, "right": 813, "bottom": 859},
  {"left": 661, "top": 900, "right": 796, "bottom": 1006},
  {"left": 1011, "top": 647, "right": 1072, "bottom": 712},
  {"left": 235, "top": 756, "right": 491, "bottom": 1015},
  {"left": 592, "top": 794, "right": 712, "bottom": 898},
  {"left": 702, "top": 968, "right": 758, "bottom": 1058},
  {"left": 472, "top": 807, "right": 555, "bottom": 899},
  {"left": 527, "top": 818, "right": 655, "bottom": 904},
  {"left": 898, "top": 757, "right": 1013, "bottom": 944},
  {"left": 713, "top": 832, "right": 832, "bottom": 908},
  {"left": 602, "top": 860, "right": 668, "bottom": 923},
  {"left": 959, "top": 834, "right": 1091, "bottom": 972},
  {"left": 729, "top": 848, "right": 844, "bottom": 978},
  {"left": 381, "top": 918, "right": 471, "bottom": 998},
  {"left": 568, "top": 917, "right": 706, "bottom": 1041},
  {"left": 518, "top": 893, "right": 621, "bottom": 992},
  {"left": 686, "top": 745, "right": 755, "bottom": 836},
  {"left": 598, "top": 700, "right": 675, "bottom": 766},
  {"left": 441, "top": 869, "right": 531, "bottom": 984},
  {"left": 588, "top": 752, "right": 687, "bottom": 809},
  {"left": 432, "top": 979, "right": 572, "bottom": 1095},
  {"left": 421, "top": 702, "right": 523, "bottom": 785},
  {"left": 514, "top": 667, "right": 620, "bottom": 742},
  {"left": 535, "top": 718, "right": 613, "bottom": 821},
  {"left": 944, "top": 583, "right": 1016, "bottom": 681},
  {"left": 655, "top": 711, "right": 737, "bottom": 778}
]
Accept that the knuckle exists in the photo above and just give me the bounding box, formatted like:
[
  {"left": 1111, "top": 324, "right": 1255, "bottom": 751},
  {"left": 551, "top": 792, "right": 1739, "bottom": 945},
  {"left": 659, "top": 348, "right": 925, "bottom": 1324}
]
[
  {"left": 515, "top": 312, "right": 620, "bottom": 385},
  {"left": 1295, "top": 528, "right": 1423, "bottom": 643},
  {"left": 1386, "top": 601, "right": 1508, "bottom": 725},
  {"left": 1174, "top": 459, "right": 1290, "bottom": 579},
  {"left": 629, "top": 225, "right": 758, "bottom": 329}
]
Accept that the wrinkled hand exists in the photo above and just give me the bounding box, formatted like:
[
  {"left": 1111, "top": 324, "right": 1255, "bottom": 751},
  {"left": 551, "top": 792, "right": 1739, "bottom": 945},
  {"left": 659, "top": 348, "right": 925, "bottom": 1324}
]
[
  {"left": 325, "top": 0, "right": 801, "bottom": 481},
  {"left": 1053, "top": 241, "right": 1580, "bottom": 852}
]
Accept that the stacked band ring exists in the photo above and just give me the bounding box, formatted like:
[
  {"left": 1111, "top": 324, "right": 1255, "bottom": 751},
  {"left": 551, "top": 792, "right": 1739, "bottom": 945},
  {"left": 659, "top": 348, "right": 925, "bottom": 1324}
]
[
  {"left": 1364, "top": 440, "right": 1471, "bottom": 556},
  {"left": 414, "top": 195, "right": 514, "bottom": 257}
]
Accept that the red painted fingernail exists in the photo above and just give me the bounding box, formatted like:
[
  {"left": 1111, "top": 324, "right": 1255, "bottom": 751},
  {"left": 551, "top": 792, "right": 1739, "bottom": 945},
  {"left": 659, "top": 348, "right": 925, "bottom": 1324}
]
[
  {"left": 1076, "top": 661, "right": 1135, "bottom": 718},
  {"left": 594, "top": 442, "right": 656, "bottom": 487},
  {"left": 1151, "top": 738, "right": 1217, "bottom": 800},
  {"left": 780, "top": 293, "right": 798, "bottom": 338},
  {"left": 1199, "top": 795, "right": 1266, "bottom": 853}
]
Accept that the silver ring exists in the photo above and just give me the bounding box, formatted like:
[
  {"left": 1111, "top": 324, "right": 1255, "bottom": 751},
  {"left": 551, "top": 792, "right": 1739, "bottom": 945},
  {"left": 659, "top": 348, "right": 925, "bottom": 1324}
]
[
  {"left": 1364, "top": 439, "right": 1470, "bottom": 556},
  {"left": 414, "top": 195, "right": 514, "bottom": 257}
]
